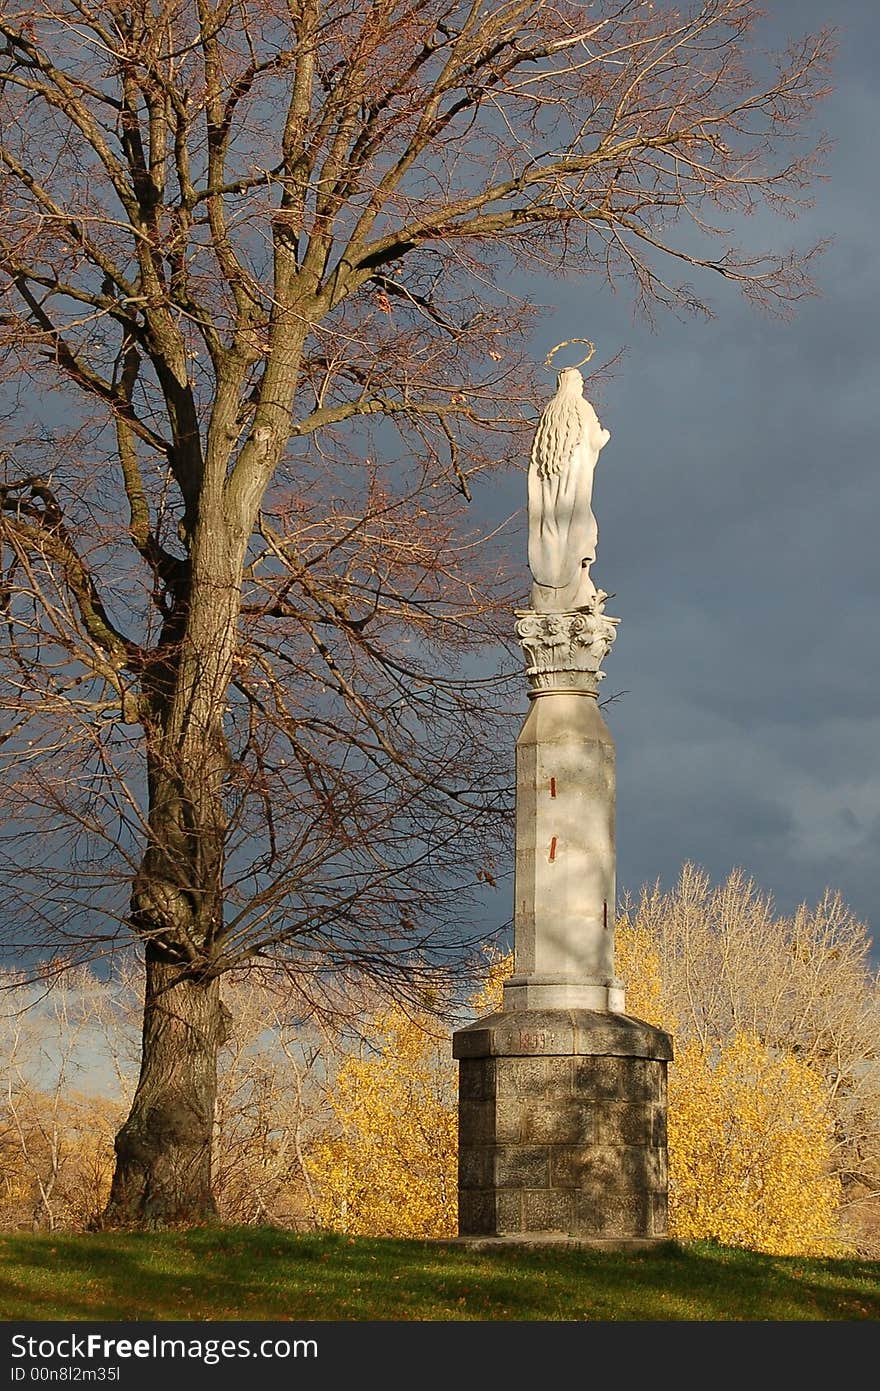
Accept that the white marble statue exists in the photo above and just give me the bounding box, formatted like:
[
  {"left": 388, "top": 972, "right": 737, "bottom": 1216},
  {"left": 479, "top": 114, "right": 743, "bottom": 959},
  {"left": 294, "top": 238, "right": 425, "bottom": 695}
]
[{"left": 528, "top": 367, "right": 611, "bottom": 612}]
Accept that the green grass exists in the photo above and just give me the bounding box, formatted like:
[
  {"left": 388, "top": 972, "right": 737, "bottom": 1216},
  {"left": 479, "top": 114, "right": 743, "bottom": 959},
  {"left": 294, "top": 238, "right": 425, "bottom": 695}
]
[{"left": 1, "top": 1228, "right": 878, "bottom": 1321}]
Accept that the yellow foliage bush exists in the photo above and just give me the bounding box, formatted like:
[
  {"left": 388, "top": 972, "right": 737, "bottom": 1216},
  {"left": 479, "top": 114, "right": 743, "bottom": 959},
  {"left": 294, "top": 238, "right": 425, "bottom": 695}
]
[
  {"left": 468, "top": 945, "right": 513, "bottom": 1018},
  {"left": 668, "top": 1032, "right": 845, "bottom": 1256},
  {"left": 616, "top": 879, "right": 858, "bottom": 1254},
  {"left": 306, "top": 941, "right": 846, "bottom": 1256},
  {"left": 612, "top": 920, "right": 671, "bottom": 1032},
  {"left": 308, "top": 1005, "right": 458, "bottom": 1238}
]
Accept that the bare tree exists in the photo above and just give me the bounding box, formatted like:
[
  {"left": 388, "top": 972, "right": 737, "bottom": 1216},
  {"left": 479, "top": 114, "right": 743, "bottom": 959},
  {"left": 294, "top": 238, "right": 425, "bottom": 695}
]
[
  {"left": 213, "top": 971, "right": 329, "bottom": 1229},
  {"left": 0, "top": 1, "right": 833, "bottom": 1225}
]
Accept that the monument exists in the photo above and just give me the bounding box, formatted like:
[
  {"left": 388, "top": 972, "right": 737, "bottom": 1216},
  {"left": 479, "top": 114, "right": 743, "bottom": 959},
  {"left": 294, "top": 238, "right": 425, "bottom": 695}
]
[{"left": 453, "top": 364, "right": 673, "bottom": 1245}]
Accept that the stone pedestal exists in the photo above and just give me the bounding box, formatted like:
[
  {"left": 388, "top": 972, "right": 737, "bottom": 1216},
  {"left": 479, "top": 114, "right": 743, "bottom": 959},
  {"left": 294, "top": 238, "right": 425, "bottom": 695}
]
[
  {"left": 453, "top": 596, "right": 673, "bottom": 1245},
  {"left": 453, "top": 1008, "right": 672, "bottom": 1244}
]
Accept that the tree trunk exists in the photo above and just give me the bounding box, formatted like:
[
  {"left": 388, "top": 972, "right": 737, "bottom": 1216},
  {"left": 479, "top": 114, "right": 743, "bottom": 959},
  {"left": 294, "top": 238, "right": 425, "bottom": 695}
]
[
  {"left": 104, "top": 511, "right": 242, "bottom": 1227},
  {"left": 103, "top": 951, "right": 229, "bottom": 1224},
  {"left": 103, "top": 385, "right": 295, "bottom": 1226},
  {"left": 104, "top": 949, "right": 230, "bottom": 1227}
]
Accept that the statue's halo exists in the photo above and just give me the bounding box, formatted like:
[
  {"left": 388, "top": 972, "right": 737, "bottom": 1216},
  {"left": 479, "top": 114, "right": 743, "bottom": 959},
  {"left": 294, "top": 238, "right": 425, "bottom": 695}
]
[{"left": 543, "top": 338, "right": 596, "bottom": 372}]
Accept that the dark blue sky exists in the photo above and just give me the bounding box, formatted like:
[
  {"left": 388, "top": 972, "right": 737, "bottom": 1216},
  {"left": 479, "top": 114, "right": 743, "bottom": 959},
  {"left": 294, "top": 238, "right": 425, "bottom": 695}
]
[{"left": 478, "top": 0, "right": 880, "bottom": 958}]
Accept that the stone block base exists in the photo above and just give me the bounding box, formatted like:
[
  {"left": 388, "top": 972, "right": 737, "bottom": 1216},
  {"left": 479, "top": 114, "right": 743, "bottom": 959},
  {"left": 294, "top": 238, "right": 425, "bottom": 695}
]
[{"left": 452, "top": 1009, "right": 672, "bottom": 1243}]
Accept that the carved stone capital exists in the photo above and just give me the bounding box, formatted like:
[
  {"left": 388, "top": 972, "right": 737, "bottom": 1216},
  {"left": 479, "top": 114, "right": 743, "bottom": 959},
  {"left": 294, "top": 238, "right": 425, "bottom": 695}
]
[{"left": 514, "top": 594, "right": 619, "bottom": 695}]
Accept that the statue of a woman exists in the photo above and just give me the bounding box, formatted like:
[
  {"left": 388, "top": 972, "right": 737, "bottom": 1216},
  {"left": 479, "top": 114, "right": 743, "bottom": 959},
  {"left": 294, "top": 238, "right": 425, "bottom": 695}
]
[{"left": 527, "top": 366, "right": 611, "bottom": 612}]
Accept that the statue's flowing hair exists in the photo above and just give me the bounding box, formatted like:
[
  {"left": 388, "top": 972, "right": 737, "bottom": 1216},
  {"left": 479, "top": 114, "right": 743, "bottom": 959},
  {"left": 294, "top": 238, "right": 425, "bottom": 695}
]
[{"left": 530, "top": 371, "right": 592, "bottom": 480}]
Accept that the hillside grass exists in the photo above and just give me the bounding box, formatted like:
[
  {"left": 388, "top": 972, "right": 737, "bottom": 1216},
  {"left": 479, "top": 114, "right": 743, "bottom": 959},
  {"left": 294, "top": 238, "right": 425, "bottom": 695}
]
[{"left": 1, "top": 1228, "right": 879, "bottom": 1321}]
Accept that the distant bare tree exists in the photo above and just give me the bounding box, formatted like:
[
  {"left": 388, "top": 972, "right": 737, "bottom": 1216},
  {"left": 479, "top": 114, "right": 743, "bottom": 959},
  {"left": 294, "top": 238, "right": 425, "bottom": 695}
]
[
  {"left": 617, "top": 864, "right": 880, "bottom": 1248},
  {"left": 212, "top": 972, "right": 330, "bottom": 1229},
  {"left": 0, "top": 967, "right": 123, "bottom": 1229}
]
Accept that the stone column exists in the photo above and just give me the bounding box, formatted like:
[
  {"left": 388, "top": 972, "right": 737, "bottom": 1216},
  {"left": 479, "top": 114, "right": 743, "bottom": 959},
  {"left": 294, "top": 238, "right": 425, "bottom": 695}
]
[{"left": 453, "top": 598, "right": 672, "bottom": 1246}]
